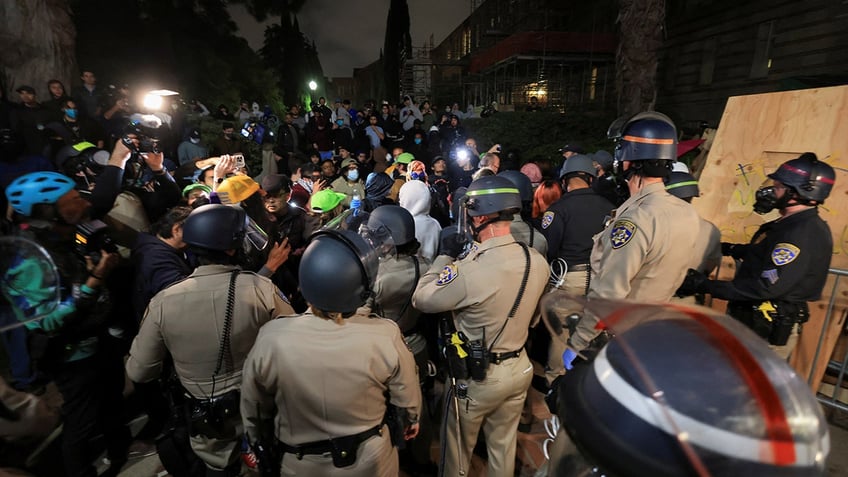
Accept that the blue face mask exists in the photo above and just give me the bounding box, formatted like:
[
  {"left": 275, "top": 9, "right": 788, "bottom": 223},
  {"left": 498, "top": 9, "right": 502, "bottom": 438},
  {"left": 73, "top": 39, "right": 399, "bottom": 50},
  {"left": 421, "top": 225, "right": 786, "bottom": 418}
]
[
  {"left": 347, "top": 169, "right": 359, "bottom": 181},
  {"left": 337, "top": 119, "right": 345, "bottom": 126},
  {"left": 414, "top": 138, "right": 422, "bottom": 145},
  {"left": 65, "top": 108, "right": 78, "bottom": 119}
]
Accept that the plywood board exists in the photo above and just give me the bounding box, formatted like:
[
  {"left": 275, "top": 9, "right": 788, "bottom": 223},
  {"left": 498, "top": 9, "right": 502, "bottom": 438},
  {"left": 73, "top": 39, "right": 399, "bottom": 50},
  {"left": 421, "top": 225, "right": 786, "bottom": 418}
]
[{"left": 693, "top": 85, "right": 848, "bottom": 388}]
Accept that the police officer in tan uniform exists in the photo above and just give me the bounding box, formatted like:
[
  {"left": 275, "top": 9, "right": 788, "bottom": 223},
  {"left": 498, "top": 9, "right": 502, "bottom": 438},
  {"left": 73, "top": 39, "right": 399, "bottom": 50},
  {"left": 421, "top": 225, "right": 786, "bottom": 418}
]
[
  {"left": 666, "top": 171, "right": 722, "bottom": 305},
  {"left": 359, "top": 205, "right": 435, "bottom": 472},
  {"left": 126, "top": 204, "right": 294, "bottom": 476},
  {"left": 413, "top": 175, "right": 549, "bottom": 476},
  {"left": 565, "top": 112, "right": 702, "bottom": 365},
  {"left": 499, "top": 169, "right": 548, "bottom": 257},
  {"left": 240, "top": 229, "right": 421, "bottom": 477}
]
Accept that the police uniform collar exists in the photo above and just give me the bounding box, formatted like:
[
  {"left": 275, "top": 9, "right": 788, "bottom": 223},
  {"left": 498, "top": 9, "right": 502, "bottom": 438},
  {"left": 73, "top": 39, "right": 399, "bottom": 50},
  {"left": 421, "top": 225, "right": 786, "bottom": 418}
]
[
  {"left": 775, "top": 206, "right": 819, "bottom": 225},
  {"left": 475, "top": 233, "right": 516, "bottom": 252},
  {"left": 190, "top": 264, "right": 241, "bottom": 277},
  {"left": 618, "top": 181, "right": 666, "bottom": 209}
]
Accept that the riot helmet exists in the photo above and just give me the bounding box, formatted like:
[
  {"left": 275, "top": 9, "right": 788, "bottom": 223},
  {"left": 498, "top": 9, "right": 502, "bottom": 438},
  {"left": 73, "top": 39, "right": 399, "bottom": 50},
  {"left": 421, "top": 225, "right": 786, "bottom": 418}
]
[
  {"left": 665, "top": 171, "right": 700, "bottom": 201},
  {"left": 541, "top": 292, "right": 829, "bottom": 477},
  {"left": 182, "top": 204, "right": 266, "bottom": 252},
  {"left": 463, "top": 175, "right": 521, "bottom": 217},
  {"left": 299, "top": 229, "right": 379, "bottom": 315},
  {"left": 368, "top": 205, "right": 415, "bottom": 246},
  {"left": 767, "top": 152, "right": 835, "bottom": 204},
  {"left": 559, "top": 154, "right": 598, "bottom": 181},
  {"left": 608, "top": 111, "right": 678, "bottom": 163},
  {"left": 5, "top": 172, "right": 75, "bottom": 217},
  {"left": 497, "top": 170, "right": 533, "bottom": 204}
]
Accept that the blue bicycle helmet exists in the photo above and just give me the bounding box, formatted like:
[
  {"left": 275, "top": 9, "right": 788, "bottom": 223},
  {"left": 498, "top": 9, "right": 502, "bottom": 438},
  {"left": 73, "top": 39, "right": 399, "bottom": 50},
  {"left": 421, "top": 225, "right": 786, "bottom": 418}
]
[{"left": 6, "top": 172, "right": 75, "bottom": 217}]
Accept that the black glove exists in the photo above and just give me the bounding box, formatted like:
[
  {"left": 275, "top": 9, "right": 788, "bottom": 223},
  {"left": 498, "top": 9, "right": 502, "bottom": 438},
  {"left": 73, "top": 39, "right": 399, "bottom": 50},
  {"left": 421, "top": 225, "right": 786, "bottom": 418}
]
[
  {"left": 676, "top": 268, "right": 709, "bottom": 297},
  {"left": 438, "top": 226, "right": 465, "bottom": 258}
]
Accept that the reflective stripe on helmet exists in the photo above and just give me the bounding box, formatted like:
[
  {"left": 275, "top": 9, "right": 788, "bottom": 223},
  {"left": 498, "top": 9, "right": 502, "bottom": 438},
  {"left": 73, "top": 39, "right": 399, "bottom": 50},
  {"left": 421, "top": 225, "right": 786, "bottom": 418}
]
[
  {"left": 72, "top": 141, "right": 96, "bottom": 152},
  {"left": 465, "top": 187, "right": 520, "bottom": 197},
  {"left": 665, "top": 180, "right": 699, "bottom": 191},
  {"left": 622, "top": 135, "right": 675, "bottom": 145}
]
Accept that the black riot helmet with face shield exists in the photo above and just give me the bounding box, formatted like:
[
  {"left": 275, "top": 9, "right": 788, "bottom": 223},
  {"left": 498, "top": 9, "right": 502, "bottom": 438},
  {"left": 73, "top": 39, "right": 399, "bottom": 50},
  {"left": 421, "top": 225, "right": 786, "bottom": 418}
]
[
  {"left": 182, "top": 204, "right": 268, "bottom": 256},
  {"left": 539, "top": 292, "right": 830, "bottom": 477}
]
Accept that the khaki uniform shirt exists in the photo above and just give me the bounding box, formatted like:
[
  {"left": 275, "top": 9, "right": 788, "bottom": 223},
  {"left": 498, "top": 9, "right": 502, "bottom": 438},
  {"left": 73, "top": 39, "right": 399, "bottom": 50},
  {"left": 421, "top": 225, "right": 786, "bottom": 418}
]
[
  {"left": 363, "top": 255, "right": 430, "bottom": 333},
  {"left": 510, "top": 215, "right": 548, "bottom": 257},
  {"left": 571, "top": 182, "right": 702, "bottom": 349},
  {"left": 240, "top": 312, "right": 421, "bottom": 444},
  {"left": 412, "top": 234, "right": 549, "bottom": 353},
  {"left": 126, "top": 265, "right": 293, "bottom": 397}
]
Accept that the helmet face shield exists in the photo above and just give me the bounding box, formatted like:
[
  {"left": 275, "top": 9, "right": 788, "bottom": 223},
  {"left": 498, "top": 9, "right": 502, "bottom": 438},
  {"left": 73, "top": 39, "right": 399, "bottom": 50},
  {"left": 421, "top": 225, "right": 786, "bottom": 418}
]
[
  {"left": 542, "top": 290, "right": 830, "bottom": 477},
  {"left": 244, "top": 215, "right": 269, "bottom": 252},
  {"left": 322, "top": 209, "right": 396, "bottom": 261},
  {"left": 0, "top": 237, "right": 61, "bottom": 333}
]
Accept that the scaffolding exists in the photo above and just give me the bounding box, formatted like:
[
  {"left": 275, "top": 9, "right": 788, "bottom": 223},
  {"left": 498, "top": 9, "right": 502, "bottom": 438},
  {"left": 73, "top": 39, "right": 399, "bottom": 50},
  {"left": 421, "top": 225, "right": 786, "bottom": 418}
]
[
  {"left": 401, "top": 38, "right": 436, "bottom": 102},
  {"left": 460, "top": 55, "right": 614, "bottom": 112}
]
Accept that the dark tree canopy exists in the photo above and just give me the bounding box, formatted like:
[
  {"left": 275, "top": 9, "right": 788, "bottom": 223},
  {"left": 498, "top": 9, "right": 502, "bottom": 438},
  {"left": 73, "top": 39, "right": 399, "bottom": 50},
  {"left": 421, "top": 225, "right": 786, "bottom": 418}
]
[{"left": 383, "top": 0, "right": 411, "bottom": 103}]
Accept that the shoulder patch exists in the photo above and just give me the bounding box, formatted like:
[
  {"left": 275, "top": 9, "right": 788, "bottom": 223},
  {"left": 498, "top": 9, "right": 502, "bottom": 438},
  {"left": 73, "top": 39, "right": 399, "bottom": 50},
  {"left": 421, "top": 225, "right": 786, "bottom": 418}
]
[
  {"left": 610, "top": 220, "right": 637, "bottom": 249},
  {"left": 436, "top": 264, "right": 459, "bottom": 286},
  {"left": 771, "top": 243, "right": 800, "bottom": 266},
  {"left": 541, "top": 211, "right": 555, "bottom": 230}
]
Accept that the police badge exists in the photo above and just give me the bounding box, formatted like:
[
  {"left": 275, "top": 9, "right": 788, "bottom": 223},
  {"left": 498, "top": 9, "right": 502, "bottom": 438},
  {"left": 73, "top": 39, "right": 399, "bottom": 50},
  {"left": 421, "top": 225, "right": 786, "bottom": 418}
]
[
  {"left": 610, "top": 220, "right": 636, "bottom": 249},
  {"left": 541, "top": 211, "right": 554, "bottom": 230},
  {"left": 771, "top": 243, "right": 800, "bottom": 266}
]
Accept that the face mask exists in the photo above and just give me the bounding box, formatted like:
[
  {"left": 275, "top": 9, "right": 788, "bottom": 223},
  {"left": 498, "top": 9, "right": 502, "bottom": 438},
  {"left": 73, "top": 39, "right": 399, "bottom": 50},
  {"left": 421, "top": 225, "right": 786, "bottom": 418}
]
[
  {"left": 347, "top": 169, "right": 359, "bottom": 181},
  {"left": 190, "top": 137, "right": 200, "bottom": 144},
  {"left": 753, "top": 186, "right": 793, "bottom": 214},
  {"left": 337, "top": 119, "right": 344, "bottom": 126},
  {"left": 65, "top": 108, "right": 78, "bottom": 119},
  {"left": 414, "top": 138, "right": 422, "bottom": 145}
]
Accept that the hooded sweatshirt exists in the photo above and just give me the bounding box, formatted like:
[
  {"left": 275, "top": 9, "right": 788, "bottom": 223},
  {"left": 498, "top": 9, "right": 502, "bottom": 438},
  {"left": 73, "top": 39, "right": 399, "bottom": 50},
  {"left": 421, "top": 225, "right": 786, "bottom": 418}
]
[{"left": 399, "top": 180, "right": 442, "bottom": 262}]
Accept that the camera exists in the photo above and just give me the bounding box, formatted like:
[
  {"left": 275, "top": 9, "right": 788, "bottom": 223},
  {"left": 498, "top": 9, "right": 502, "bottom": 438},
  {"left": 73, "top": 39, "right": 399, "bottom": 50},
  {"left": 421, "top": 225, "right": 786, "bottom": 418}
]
[
  {"left": 74, "top": 220, "right": 118, "bottom": 264},
  {"left": 240, "top": 121, "right": 267, "bottom": 145},
  {"left": 122, "top": 114, "right": 162, "bottom": 154}
]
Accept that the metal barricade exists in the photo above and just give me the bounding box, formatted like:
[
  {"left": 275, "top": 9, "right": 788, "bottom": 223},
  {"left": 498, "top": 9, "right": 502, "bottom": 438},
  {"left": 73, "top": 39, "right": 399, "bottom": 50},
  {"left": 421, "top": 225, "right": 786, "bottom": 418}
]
[{"left": 809, "top": 267, "right": 848, "bottom": 412}]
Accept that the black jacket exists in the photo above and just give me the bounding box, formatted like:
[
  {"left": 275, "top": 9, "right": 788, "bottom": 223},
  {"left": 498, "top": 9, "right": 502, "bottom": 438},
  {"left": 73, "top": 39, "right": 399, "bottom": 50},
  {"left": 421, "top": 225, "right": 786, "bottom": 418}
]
[
  {"left": 131, "top": 232, "right": 193, "bottom": 323},
  {"left": 709, "top": 207, "right": 832, "bottom": 304},
  {"left": 540, "top": 188, "right": 615, "bottom": 265}
]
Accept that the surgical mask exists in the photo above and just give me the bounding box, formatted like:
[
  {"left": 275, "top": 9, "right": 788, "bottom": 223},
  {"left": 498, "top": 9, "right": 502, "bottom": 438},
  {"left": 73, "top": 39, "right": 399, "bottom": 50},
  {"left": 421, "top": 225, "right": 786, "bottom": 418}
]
[
  {"left": 65, "top": 108, "right": 78, "bottom": 120},
  {"left": 337, "top": 119, "right": 344, "bottom": 126},
  {"left": 347, "top": 169, "right": 359, "bottom": 181},
  {"left": 414, "top": 138, "right": 422, "bottom": 145},
  {"left": 190, "top": 137, "right": 200, "bottom": 144}
]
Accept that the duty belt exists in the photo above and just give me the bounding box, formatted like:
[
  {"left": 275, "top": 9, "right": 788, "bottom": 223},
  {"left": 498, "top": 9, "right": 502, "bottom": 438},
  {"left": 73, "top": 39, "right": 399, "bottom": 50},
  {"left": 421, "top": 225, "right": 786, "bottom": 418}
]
[
  {"left": 278, "top": 424, "right": 383, "bottom": 460},
  {"left": 490, "top": 348, "right": 523, "bottom": 365},
  {"left": 567, "top": 263, "right": 590, "bottom": 272}
]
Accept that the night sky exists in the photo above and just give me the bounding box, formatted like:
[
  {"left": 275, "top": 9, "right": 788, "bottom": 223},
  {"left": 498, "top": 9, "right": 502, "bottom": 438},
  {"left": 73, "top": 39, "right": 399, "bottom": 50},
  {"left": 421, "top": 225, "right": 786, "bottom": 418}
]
[{"left": 229, "top": 1, "right": 469, "bottom": 78}]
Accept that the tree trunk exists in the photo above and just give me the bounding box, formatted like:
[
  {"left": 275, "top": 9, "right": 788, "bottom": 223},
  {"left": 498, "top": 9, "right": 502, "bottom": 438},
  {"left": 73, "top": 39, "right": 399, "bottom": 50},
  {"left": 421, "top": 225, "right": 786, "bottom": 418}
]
[
  {"left": 0, "top": 0, "right": 76, "bottom": 99},
  {"left": 615, "top": 0, "right": 664, "bottom": 117}
]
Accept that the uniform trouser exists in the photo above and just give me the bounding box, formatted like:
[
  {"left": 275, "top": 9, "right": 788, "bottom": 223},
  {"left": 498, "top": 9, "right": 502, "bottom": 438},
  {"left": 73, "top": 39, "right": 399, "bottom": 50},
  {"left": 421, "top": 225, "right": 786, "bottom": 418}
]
[
  {"left": 444, "top": 353, "right": 533, "bottom": 476},
  {"left": 54, "top": 354, "right": 131, "bottom": 477},
  {"left": 545, "top": 269, "right": 590, "bottom": 386},
  {"left": 279, "top": 424, "right": 397, "bottom": 477},
  {"left": 770, "top": 324, "right": 801, "bottom": 361},
  {"left": 188, "top": 417, "right": 243, "bottom": 475},
  {"left": 404, "top": 333, "right": 434, "bottom": 466}
]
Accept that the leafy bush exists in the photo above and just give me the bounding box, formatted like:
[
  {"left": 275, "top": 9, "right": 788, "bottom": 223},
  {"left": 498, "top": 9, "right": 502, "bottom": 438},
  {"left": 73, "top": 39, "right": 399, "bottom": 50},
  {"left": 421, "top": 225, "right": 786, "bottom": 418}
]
[{"left": 463, "top": 111, "right": 618, "bottom": 169}]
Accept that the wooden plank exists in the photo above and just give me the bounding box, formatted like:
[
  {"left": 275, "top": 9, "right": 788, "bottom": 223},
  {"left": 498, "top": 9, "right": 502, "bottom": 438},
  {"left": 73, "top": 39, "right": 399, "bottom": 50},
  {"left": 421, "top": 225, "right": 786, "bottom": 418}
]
[{"left": 693, "top": 86, "right": 848, "bottom": 388}]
